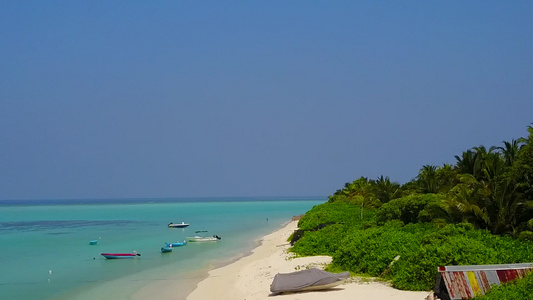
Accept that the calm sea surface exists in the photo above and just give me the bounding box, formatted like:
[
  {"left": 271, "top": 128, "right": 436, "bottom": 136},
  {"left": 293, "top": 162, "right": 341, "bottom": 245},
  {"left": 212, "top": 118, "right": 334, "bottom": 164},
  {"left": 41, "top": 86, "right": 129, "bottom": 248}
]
[{"left": 0, "top": 197, "right": 324, "bottom": 300}]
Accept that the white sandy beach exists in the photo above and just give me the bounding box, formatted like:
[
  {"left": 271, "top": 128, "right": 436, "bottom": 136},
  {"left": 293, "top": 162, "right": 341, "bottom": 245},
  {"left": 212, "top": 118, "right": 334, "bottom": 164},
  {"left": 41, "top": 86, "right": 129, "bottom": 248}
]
[{"left": 184, "top": 221, "right": 430, "bottom": 300}]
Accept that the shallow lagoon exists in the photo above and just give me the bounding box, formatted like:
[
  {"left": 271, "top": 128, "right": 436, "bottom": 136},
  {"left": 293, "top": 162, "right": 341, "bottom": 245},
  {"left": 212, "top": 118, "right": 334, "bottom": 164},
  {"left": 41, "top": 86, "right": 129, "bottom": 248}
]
[{"left": 0, "top": 198, "right": 323, "bottom": 299}]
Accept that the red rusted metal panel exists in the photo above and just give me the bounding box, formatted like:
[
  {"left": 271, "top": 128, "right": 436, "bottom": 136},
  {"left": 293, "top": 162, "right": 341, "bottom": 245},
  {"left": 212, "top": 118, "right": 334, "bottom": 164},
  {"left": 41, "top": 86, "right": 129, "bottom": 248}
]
[
  {"left": 497, "top": 269, "right": 517, "bottom": 283},
  {"left": 438, "top": 263, "right": 533, "bottom": 300}
]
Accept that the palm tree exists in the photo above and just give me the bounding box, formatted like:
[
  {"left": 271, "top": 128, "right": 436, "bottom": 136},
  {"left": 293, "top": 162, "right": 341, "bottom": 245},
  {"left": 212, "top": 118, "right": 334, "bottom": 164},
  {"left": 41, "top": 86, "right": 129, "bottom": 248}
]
[
  {"left": 417, "top": 165, "right": 439, "bottom": 194},
  {"left": 472, "top": 145, "right": 497, "bottom": 181},
  {"left": 355, "top": 187, "right": 381, "bottom": 220},
  {"left": 435, "top": 164, "right": 458, "bottom": 193},
  {"left": 338, "top": 177, "right": 381, "bottom": 219},
  {"left": 455, "top": 150, "right": 478, "bottom": 176},
  {"left": 443, "top": 123, "right": 533, "bottom": 235},
  {"left": 340, "top": 177, "right": 370, "bottom": 198},
  {"left": 482, "top": 152, "right": 506, "bottom": 182},
  {"left": 442, "top": 174, "right": 491, "bottom": 228},
  {"left": 487, "top": 177, "right": 525, "bottom": 235},
  {"left": 496, "top": 139, "right": 523, "bottom": 167},
  {"left": 456, "top": 146, "right": 503, "bottom": 182},
  {"left": 441, "top": 168, "right": 530, "bottom": 235},
  {"left": 511, "top": 123, "right": 533, "bottom": 206},
  {"left": 518, "top": 123, "right": 533, "bottom": 146},
  {"left": 372, "top": 175, "right": 400, "bottom": 203}
]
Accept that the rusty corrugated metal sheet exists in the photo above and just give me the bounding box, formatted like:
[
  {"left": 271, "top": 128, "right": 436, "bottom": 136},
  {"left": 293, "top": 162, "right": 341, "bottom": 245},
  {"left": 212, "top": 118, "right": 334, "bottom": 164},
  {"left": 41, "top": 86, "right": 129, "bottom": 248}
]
[{"left": 438, "top": 263, "right": 533, "bottom": 300}]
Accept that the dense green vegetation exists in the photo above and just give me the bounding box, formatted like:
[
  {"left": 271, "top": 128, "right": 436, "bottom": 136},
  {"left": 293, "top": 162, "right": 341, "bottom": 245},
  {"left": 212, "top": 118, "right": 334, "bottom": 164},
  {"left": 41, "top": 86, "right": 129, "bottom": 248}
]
[
  {"left": 290, "top": 123, "right": 533, "bottom": 294},
  {"left": 472, "top": 273, "right": 533, "bottom": 300},
  {"left": 292, "top": 204, "right": 533, "bottom": 291}
]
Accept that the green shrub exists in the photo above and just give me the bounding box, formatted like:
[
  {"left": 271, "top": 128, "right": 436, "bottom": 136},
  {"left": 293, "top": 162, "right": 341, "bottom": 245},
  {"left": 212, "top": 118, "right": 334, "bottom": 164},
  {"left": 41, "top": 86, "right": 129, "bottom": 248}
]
[
  {"left": 291, "top": 202, "right": 533, "bottom": 292},
  {"left": 390, "top": 224, "right": 533, "bottom": 290},
  {"left": 326, "top": 222, "right": 533, "bottom": 291},
  {"left": 327, "top": 194, "right": 348, "bottom": 203},
  {"left": 290, "top": 224, "right": 346, "bottom": 256},
  {"left": 518, "top": 230, "right": 533, "bottom": 242},
  {"left": 298, "top": 202, "right": 374, "bottom": 230},
  {"left": 472, "top": 273, "right": 533, "bottom": 300},
  {"left": 376, "top": 194, "right": 444, "bottom": 225},
  {"left": 291, "top": 202, "right": 376, "bottom": 257},
  {"left": 331, "top": 221, "right": 430, "bottom": 277},
  {"left": 391, "top": 230, "right": 500, "bottom": 290}
]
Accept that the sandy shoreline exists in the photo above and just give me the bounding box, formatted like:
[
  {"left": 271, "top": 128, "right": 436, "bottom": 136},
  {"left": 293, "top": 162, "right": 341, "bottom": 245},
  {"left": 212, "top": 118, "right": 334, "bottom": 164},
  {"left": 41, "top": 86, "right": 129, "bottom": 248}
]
[{"left": 181, "top": 221, "right": 430, "bottom": 300}]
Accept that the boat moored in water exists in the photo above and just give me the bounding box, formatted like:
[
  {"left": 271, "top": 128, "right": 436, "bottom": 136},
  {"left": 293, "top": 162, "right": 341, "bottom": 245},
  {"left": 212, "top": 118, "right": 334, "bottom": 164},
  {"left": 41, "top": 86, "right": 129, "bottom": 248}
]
[
  {"left": 160, "top": 246, "right": 173, "bottom": 253},
  {"left": 101, "top": 251, "right": 141, "bottom": 259},
  {"left": 187, "top": 231, "right": 221, "bottom": 242},
  {"left": 165, "top": 240, "right": 187, "bottom": 247},
  {"left": 168, "top": 222, "right": 189, "bottom": 228}
]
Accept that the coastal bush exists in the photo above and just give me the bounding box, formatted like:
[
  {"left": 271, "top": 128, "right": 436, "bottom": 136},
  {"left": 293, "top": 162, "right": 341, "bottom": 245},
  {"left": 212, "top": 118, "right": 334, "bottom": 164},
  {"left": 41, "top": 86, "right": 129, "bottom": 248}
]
[
  {"left": 291, "top": 202, "right": 377, "bottom": 257},
  {"left": 390, "top": 228, "right": 499, "bottom": 290},
  {"left": 327, "top": 194, "right": 349, "bottom": 203},
  {"left": 290, "top": 224, "right": 347, "bottom": 256},
  {"left": 518, "top": 230, "right": 533, "bottom": 241},
  {"left": 297, "top": 202, "right": 374, "bottom": 230},
  {"left": 389, "top": 224, "right": 533, "bottom": 290},
  {"left": 375, "top": 194, "right": 444, "bottom": 225},
  {"left": 292, "top": 201, "right": 533, "bottom": 291},
  {"left": 323, "top": 222, "right": 533, "bottom": 291},
  {"left": 472, "top": 273, "right": 533, "bottom": 300},
  {"left": 331, "top": 221, "right": 430, "bottom": 277}
]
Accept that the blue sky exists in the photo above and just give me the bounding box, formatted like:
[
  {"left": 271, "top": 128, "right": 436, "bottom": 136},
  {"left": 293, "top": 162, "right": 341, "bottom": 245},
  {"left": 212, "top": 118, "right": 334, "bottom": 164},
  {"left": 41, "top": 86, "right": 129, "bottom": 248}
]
[{"left": 1, "top": 1, "right": 532, "bottom": 200}]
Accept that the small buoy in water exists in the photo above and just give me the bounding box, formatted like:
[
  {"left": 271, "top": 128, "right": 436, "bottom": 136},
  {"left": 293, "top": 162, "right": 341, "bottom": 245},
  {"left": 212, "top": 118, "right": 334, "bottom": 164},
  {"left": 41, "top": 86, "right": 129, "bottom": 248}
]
[{"left": 49, "top": 270, "right": 52, "bottom": 275}]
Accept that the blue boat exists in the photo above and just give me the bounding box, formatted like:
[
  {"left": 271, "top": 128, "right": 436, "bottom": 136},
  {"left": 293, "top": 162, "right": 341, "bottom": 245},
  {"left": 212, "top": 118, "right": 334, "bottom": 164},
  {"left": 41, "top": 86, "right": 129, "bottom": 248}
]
[
  {"left": 89, "top": 240, "right": 98, "bottom": 245},
  {"left": 165, "top": 240, "right": 187, "bottom": 247},
  {"left": 161, "top": 246, "right": 173, "bottom": 253}
]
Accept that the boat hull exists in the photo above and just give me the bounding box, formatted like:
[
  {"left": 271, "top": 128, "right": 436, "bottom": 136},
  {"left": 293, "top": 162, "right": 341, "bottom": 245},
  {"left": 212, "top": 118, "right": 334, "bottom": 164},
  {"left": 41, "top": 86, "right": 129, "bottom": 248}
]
[
  {"left": 101, "top": 253, "right": 138, "bottom": 259},
  {"left": 270, "top": 268, "right": 350, "bottom": 294},
  {"left": 187, "top": 236, "right": 220, "bottom": 242},
  {"left": 165, "top": 241, "right": 187, "bottom": 247},
  {"left": 161, "top": 247, "right": 173, "bottom": 253},
  {"left": 168, "top": 222, "right": 189, "bottom": 228}
]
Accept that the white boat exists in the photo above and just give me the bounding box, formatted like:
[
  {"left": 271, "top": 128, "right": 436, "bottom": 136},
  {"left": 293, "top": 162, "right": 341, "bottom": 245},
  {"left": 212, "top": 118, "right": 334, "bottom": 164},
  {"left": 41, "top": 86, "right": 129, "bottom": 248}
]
[
  {"left": 168, "top": 222, "right": 189, "bottom": 228},
  {"left": 187, "top": 236, "right": 220, "bottom": 242},
  {"left": 187, "top": 231, "right": 221, "bottom": 242}
]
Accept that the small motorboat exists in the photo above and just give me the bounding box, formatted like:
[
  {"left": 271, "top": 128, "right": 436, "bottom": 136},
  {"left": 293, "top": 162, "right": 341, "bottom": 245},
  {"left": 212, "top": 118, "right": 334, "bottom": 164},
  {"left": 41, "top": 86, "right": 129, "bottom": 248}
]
[
  {"left": 161, "top": 246, "right": 173, "bottom": 253},
  {"left": 168, "top": 222, "right": 189, "bottom": 228},
  {"left": 101, "top": 251, "right": 141, "bottom": 259},
  {"left": 89, "top": 240, "right": 98, "bottom": 245},
  {"left": 187, "top": 231, "right": 221, "bottom": 242},
  {"left": 165, "top": 240, "right": 187, "bottom": 247}
]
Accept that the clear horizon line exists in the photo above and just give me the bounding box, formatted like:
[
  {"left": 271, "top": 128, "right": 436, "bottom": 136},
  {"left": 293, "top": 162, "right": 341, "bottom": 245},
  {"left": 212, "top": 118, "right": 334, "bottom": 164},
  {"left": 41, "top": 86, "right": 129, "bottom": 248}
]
[{"left": 0, "top": 195, "right": 328, "bottom": 202}]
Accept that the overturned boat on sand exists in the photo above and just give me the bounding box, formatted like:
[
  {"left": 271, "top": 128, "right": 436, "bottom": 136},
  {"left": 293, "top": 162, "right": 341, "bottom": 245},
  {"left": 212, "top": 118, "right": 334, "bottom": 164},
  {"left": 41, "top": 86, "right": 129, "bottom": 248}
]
[{"left": 270, "top": 268, "right": 349, "bottom": 294}]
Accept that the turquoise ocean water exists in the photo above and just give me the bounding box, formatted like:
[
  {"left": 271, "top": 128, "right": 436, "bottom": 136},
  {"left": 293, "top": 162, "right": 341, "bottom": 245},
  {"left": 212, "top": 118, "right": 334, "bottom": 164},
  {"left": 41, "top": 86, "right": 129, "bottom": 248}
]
[{"left": 0, "top": 197, "right": 323, "bottom": 299}]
